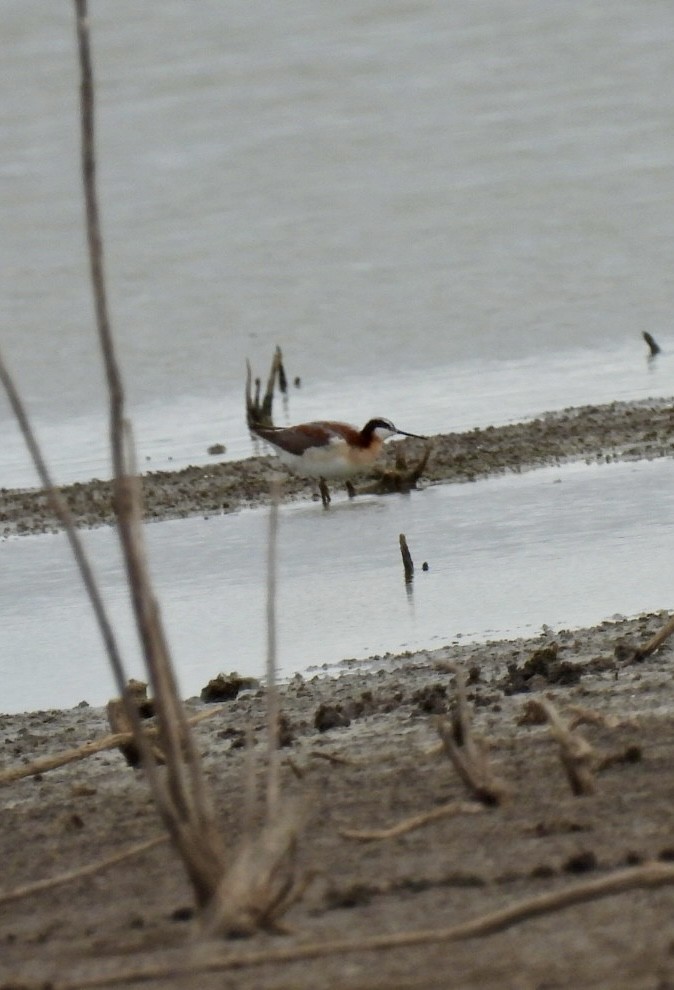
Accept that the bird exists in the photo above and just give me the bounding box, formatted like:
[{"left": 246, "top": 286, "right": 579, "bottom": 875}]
[{"left": 250, "top": 417, "right": 426, "bottom": 507}]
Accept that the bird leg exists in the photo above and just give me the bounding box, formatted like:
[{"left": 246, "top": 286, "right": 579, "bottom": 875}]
[
  {"left": 345, "top": 481, "right": 356, "bottom": 500},
  {"left": 319, "top": 478, "right": 331, "bottom": 508}
]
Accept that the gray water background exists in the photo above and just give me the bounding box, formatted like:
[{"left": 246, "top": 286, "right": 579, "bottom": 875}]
[{"left": 1, "top": 1, "right": 674, "bottom": 710}]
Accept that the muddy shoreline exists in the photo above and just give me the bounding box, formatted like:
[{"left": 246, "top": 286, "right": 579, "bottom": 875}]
[
  {"left": 2, "top": 396, "right": 674, "bottom": 536},
  {"left": 3, "top": 611, "right": 674, "bottom": 987}
]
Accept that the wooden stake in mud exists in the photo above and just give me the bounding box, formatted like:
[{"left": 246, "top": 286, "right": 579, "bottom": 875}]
[
  {"left": 399, "top": 533, "right": 414, "bottom": 583},
  {"left": 642, "top": 331, "right": 661, "bottom": 357}
]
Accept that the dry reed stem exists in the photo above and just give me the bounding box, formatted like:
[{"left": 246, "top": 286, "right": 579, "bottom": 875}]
[
  {"left": 73, "top": 0, "right": 228, "bottom": 913},
  {"left": 436, "top": 667, "right": 511, "bottom": 805},
  {"left": 265, "top": 480, "right": 281, "bottom": 818},
  {"left": 310, "top": 750, "right": 360, "bottom": 767},
  {"left": 0, "top": 355, "right": 162, "bottom": 797},
  {"left": 203, "top": 488, "right": 307, "bottom": 937},
  {"left": 530, "top": 698, "right": 597, "bottom": 796},
  {"left": 339, "top": 800, "right": 485, "bottom": 841},
  {"left": 34, "top": 862, "right": 674, "bottom": 989},
  {"left": 0, "top": 835, "right": 167, "bottom": 908},
  {"left": 204, "top": 801, "right": 306, "bottom": 937},
  {"left": 0, "top": 353, "right": 131, "bottom": 716},
  {"left": 0, "top": 346, "right": 198, "bottom": 872},
  {"left": 245, "top": 350, "right": 283, "bottom": 428},
  {"left": 0, "top": 708, "right": 222, "bottom": 787}
]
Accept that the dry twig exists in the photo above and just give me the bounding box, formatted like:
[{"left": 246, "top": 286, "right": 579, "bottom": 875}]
[
  {"left": 339, "top": 800, "right": 485, "bottom": 842},
  {"left": 529, "top": 697, "right": 597, "bottom": 796},
  {"left": 0, "top": 835, "right": 167, "bottom": 908},
  {"left": 635, "top": 613, "right": 674, "bottom": 658},
  {"left": 0, "top": 708, "right": 222, "bottom": 787},
  {"left": 436, "top": 667, "right": 511, "bottom": 805},
  {"left": 615, "top": 612, "right": 674, "bottom": 663},
  {"left": 362, "top": 441, "right": 432, "bottom": 495},
  {"left": 310, "top": 750, "right": 360, "bottom": 768},
  {"left": 30, "top": 862, "right": 674, "bottom": 989}
]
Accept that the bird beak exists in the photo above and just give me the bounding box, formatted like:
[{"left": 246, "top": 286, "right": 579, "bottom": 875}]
[{"left": 396, "top": 429, "right": 427, "bottom": 440}]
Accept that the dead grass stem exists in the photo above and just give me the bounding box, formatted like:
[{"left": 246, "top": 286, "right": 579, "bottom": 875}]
[
  {"left": 0, "top": 836, "right": 167, "bottom": 908},
  {"left": 339, "top": 800, "right": 485, "bottom": 841},
  {"left": 529, "top": 697, "right": 597, "bottom": 796},
  {"left": 0, "top": 708, "right": 222, "bottom": 788}
]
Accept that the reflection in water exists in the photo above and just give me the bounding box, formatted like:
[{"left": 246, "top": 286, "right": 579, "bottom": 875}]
[{"left": 1, "top": 457, "right": 674, "bottom": 713}]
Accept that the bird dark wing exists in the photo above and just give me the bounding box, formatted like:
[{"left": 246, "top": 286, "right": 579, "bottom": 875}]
[{"left": 252, "top": 421, "right": 356, "bottom": 455}]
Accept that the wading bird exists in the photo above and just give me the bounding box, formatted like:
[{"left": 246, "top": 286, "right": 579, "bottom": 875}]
[{"left": 251, "top": 417, "right": 426, "bottom": 507}]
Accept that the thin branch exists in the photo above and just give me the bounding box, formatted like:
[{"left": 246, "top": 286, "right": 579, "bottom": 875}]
[
  {"left": 0, "top": 835, "right": 167, "bottom": 907},
  {"left": 74, "top": 0, "right": 123, "bottom": 469},
  {"left": 637, "top": 613, "right": 674, "bottom": 658},
  {"left": 266, "top": 480, "right": 282, "bottom": 818},
  {"left": 530, "top": 698, "right": 597, "bottom": 796},
  {"left": 436, "top": 667, "right": 511, "bottom": 805},
  {"left": 339, "top": 800, "right": 485, "bottom": 842},
  {"left": 0, "top": 354, "right": 129, "bottom": 705},
  {"left": 40, "top": 862, "right": 674, "bottom": 988},
  {"left": 0, "top": 708, "right": 222, "bottom": 787}
]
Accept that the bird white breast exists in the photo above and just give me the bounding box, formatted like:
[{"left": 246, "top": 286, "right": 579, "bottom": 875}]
[{"left": 276, "top": 439, "right": 378, "bottom": 479}]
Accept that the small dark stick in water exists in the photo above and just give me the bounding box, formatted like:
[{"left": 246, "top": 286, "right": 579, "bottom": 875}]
[
  {"left": 399, "top": 533, "right": 414, "bottom": 583},
  {"left": 276, "top": 345, "right": 288, "bottom": 394},
  {"left": 643, "top": 331, "right": 661, "bottom": 357}
]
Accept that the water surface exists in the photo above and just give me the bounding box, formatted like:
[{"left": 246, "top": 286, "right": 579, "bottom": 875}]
[
  {"left": 2, "top": 1, "right": 674, "bottom": 486},
  {"left": 1, "top": 457, "right": 672, "bottom": 713}
]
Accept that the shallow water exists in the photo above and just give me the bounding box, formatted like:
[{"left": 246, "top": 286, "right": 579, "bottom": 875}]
[
  {"left": 1, "top": 457, "right": 673, "bottom": 714},
  {"left": 1, "top": 340, "right": 671, "bottom": 489},
  {"left": 2, "top": 1, "right": 674, "bottom": 486}
]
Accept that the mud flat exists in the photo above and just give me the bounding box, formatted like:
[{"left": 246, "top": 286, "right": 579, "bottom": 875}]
[
  {"left": 1, "top": 396, "right": 674, "bottom": 536},
  {"left": 2, "top": 610, "right": 674, "bottom": 988}
]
